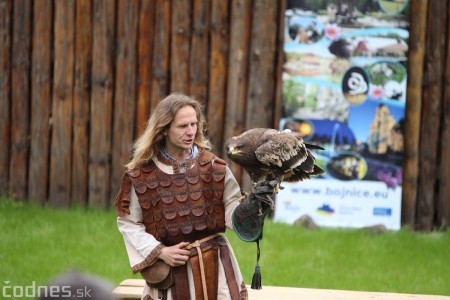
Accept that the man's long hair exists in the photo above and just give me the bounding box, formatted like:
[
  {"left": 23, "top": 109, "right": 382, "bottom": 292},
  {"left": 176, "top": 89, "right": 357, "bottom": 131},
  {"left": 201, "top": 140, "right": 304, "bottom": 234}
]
[{"left": 126, "top": 93, "right": 211, "bottom": 169}]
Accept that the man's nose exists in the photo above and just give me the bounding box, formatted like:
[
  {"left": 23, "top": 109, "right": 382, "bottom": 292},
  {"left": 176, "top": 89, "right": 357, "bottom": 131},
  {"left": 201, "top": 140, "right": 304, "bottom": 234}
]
[{"left": 186, "top": 126, "right": 195, "bottom": 135}]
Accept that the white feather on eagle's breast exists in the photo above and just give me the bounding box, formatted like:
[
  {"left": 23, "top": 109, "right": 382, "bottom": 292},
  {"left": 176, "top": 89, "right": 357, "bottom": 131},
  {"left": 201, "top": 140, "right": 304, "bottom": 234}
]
[{"left": 225, "top": 128, "right": 324, "bottom": 183}]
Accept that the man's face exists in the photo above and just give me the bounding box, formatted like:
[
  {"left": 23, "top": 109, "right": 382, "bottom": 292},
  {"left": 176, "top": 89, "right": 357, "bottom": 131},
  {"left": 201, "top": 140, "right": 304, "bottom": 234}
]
[{"left": 165, "top": 105, "right": 198, "bottom": 154}]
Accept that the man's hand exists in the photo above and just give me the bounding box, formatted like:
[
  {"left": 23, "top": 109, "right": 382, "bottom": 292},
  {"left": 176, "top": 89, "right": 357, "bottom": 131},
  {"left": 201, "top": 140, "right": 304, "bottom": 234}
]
[{"left": 158, "top": 242, "right": 191, "bottom": 267}]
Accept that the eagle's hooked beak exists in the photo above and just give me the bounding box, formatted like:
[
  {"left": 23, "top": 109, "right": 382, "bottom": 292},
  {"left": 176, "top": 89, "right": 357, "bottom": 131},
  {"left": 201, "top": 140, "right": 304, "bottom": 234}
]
[{"left": 227, "top": 146, "right": 237, "bottom": 157}]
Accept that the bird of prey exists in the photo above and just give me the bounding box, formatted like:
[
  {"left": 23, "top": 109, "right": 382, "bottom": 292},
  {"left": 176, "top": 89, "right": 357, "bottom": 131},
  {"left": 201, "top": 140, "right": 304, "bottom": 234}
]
[{"left": 225, "top": 128, "right": 324, "bottom": 184}]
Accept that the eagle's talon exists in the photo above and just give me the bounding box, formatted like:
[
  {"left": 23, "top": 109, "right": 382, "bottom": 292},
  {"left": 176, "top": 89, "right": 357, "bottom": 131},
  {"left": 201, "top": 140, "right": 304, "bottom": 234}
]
[{"left": 274, "top": 183, "right": 284, "bottom": 193}]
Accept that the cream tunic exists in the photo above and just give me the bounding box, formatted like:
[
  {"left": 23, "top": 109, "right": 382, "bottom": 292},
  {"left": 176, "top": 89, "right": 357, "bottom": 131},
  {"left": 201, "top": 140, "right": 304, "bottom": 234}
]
[{"left": 117, "top": 156, "right": 246, "bottom": 300}]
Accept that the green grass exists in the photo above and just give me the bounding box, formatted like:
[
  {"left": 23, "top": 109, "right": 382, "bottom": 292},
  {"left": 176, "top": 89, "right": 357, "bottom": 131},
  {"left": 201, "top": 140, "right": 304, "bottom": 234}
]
[
  {"left": 1, "top": 198, "right": 449, "bottom": 296},
  {"left": 229, "top": 222, "right": 450, "bottom": 296},
  {"left": 0, "top": 198, "right": 141, "bottom": 288}
]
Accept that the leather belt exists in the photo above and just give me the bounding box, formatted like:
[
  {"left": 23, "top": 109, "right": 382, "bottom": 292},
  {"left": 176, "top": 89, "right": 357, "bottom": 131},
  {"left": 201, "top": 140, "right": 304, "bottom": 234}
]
[
  {"left": 185, "top": 233, "right": 221, "bottom": 300},
  {"left": 171, "top": 233, "right": 240, "bottom": 300}
]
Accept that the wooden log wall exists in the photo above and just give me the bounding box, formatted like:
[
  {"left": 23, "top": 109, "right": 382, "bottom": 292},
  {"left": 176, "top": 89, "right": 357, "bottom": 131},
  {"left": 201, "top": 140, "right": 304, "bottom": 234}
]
[
  {"left": 0, "top": 0, "right": 284, "bottom": 208},
  {"left": 402, "top": 0, "right": 449, "bottom": 231},
  {"left": 0, "top": 0, "right": 448, "bottom": 230}
]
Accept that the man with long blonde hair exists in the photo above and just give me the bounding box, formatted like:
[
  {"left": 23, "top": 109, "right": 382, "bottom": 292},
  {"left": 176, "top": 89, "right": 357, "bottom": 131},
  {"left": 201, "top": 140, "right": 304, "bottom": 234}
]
[
  {"left": 125, "top": 94, "right": 211, "bottom": 170},
  {"left": 115, "top": 93, "right": 276, "bottom": 300}
]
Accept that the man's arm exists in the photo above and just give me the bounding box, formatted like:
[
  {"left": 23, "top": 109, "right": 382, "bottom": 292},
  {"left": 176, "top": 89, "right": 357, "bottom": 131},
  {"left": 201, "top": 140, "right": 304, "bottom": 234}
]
[{"left": 116, "top": 184, "right": 164, "bottom": 273}]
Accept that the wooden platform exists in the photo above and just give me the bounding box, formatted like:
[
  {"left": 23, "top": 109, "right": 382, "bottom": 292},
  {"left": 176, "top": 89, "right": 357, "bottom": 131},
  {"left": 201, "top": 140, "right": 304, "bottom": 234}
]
[{"left": 113, "top": 279, "right": 450, "bottom": 300}]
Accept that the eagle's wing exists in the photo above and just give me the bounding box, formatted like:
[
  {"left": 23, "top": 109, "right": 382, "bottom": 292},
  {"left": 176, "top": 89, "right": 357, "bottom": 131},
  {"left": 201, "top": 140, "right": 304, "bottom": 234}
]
[{"left": 255, "top": 131, "right": 308, "bottom": 171}]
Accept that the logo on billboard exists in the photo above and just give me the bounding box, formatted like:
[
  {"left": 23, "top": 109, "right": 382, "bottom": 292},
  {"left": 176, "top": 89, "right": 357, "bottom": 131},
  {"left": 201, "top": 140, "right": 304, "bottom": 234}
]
[
  {"left": 316, "top": 204, "right": 335, "bottom": 215},
  {"left": 283, "top": 199, "right": 301, "bottom": 212},
  {"left": 373, "top": 207, "right": 392, "bottom": 216}
]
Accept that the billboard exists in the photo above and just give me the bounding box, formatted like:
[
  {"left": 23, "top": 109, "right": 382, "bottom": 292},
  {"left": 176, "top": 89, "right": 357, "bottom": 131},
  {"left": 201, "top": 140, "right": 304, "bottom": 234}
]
[{"left": 274, "top": 0, "right": 410, "bottom": 230}]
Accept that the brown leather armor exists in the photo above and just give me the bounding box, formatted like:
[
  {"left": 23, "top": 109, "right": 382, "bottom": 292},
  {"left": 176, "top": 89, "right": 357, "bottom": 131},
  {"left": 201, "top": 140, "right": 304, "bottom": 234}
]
[
  {"left": 116, "top": 149, "right": 227, "bottom": 246},
  {"left": 116, "top": 149, "right": 247, "bottom": 299}
]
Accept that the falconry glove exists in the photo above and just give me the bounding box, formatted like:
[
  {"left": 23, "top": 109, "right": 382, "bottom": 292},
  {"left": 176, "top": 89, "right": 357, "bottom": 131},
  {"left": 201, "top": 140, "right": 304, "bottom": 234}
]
[
  {"left": 232, "top": 180, "right": 278, "bottom": 243},
  {"left": 232, "top": 180, "right": 278, "bottom": 290}
]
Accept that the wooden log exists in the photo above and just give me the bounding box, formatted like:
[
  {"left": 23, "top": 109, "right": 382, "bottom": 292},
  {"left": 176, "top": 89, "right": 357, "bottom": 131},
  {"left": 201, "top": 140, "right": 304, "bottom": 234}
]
[
  {"left": 207, "top": 0, "right": 229, "bottom": 156},
  {"left": 136, "top": 0, "right": 155, "bottom": 137},
  {"left": 150, "top": 0, "right": 171, "bottom": 109},
  {"left": 170, "top": 0, "right": 191, "bottom": 94},
  {"left": 245, "top": 0, "right": 278, "bottom": 129},
  {"left": 437, "top": 3, "right": 450, "bottom": 230},
  {"left": 273, "top": 0, "right": 286, "bottom": 129},
  {"left": 188, "top": 0, "right": 210, "bottom": 104},
  {"left": 113, "top": 279, "right": 450, "bottom": 300},
  {"left": 89, "top": 0, "right": 115, "bottom": 208},
  {"left": 0, "top": 0, "right": 12, "bottom": 196},
  {"left": 224, "top": 0, "right": 252, "bottom": 185},
  {"left": 29, "top": 0, "right": 52, "bottom": 204},
  {"left": 402, "top": 0, "right": 428, "bottom": 228},
  {"left": 49, "top": 0, "right": 75, "bottom": 208},
  {"left": 439, "top": 89, "right": 450, "bottom": 228},
  {"left": 9, "top": 0, "right": 31, "bottom": 200},
  {"left": 71, "top": 0, "right": 92, "bottom": 206},
  {"left": 242, "top": 0, "right": 278, "bottom": 189},
  {"left": 110, "top": 0, "right": 139, "bottom": 208},
  {"left": 416, "top": 0, "right": 446, "bottom": 231}
]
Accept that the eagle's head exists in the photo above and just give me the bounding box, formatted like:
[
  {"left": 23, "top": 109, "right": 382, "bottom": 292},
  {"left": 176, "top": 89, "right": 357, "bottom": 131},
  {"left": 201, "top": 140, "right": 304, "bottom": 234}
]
[
  {"left": 225, "top": 133, "right": 258, "bottom": 166},
  {"left": 225, "top": 136, "right": 244, "bottom": 159}
]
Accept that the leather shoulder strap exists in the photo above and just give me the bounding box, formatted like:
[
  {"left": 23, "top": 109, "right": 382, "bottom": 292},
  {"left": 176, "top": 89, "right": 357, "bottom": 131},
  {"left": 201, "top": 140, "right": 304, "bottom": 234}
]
[{"left": 198, "top": 148, "right": 227, "bottom": 167}]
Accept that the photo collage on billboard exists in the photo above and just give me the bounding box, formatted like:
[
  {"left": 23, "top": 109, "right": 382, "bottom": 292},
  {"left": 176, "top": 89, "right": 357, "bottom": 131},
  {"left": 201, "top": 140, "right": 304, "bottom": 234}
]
[{"left": 275, "top": 0, "right": 410, "bottom": 229}]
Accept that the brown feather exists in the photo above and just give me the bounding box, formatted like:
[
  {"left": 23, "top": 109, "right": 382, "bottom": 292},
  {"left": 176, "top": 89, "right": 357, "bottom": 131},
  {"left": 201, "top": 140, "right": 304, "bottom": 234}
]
[{"left": 225, "top": 128, "right": 324, "bottom": 183}]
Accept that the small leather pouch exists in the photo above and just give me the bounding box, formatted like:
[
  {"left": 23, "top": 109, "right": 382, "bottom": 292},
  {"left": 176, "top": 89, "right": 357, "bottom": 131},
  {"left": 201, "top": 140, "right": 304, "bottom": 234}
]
[{"left": 140, "top": 260, "right": 173, "bottom": 289}]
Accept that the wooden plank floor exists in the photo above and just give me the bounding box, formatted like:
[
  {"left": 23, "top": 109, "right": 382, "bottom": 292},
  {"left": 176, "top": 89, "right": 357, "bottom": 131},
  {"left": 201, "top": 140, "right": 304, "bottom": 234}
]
[{"left": 113, "top": 279, "right": 450, "bottom": 300}]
